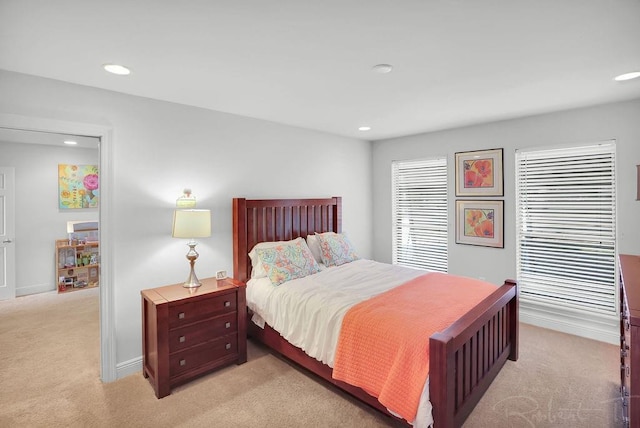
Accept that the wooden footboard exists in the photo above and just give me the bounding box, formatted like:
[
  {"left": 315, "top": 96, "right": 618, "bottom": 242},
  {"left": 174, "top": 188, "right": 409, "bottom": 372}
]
[
  {"left": 248, "top": 279, "right": 518, "bottom": 428},
  {"left": 430, "top": 279, "right": 518, "bottom": 428}
]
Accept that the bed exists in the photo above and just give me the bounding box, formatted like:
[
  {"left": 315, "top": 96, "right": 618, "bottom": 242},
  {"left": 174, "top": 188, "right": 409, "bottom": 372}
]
[{"left": 232, "top": 196, "right": 518, "bottom": 427}]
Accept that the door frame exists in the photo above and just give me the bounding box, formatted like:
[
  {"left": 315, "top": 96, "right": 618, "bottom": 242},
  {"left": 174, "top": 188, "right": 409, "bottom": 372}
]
[{"left": 0, "top": 113, "right": 116, "bottom": 382}]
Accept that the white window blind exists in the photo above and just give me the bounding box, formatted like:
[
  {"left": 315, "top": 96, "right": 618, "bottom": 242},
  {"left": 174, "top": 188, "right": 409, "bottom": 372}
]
[
  {"left": 515, "top": 141, "right": 617, "bottom": 318},
  {"left": 392, "top": 157, "right": 448, "bottom": 272}
]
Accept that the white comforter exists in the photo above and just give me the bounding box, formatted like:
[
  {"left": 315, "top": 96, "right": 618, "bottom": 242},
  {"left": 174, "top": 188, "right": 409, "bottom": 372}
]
[{"left": 247, "top": 259, "right": 433, "bottom": 427}]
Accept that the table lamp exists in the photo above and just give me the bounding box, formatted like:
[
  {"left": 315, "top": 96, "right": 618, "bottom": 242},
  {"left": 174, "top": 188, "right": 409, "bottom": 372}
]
[{"left": 172, "top": 209, "right": 211, "bottom": 288}]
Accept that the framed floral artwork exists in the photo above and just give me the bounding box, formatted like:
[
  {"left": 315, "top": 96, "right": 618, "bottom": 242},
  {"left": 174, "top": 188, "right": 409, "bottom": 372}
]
[
  {"left": 455, "top": 148, "right": 503, "bottom": 196},
  {"left": 58, "top": 164, "right": 99, "bottom": 209},
  {"left": 455, "top": 200, "right": 504, "bottom": 248}
]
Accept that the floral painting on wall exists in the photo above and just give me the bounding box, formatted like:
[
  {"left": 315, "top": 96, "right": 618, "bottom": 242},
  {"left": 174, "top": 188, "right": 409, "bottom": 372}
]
[
  {"left": 455, "top": 200, "right": 504, "bottom": 248},
  {"left": 455, "top": 148, "right": 503, "bottom": 196},
  {"left": 58, "top": 164, "right": 99, "bottom": 209}
]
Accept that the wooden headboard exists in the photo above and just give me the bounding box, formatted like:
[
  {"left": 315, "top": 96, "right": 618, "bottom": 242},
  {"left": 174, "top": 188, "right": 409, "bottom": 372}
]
[{"left": 232, "top": 197, "right": 342, "bottom": 283}]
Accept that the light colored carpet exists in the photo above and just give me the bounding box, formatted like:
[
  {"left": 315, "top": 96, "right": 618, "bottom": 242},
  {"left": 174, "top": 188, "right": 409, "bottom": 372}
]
[
  {"left": 0, "top": 289, "right": 624, "bottom": 427},
  {"left": 463, "top": 322, "right": 623, "bottom": 428}
]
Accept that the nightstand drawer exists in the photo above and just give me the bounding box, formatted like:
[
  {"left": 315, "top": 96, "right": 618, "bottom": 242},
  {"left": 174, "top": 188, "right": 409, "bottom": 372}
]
[
  {"left": 170, "top": 335, "right": 238, "bottom": 376},
  {"left": 168, "top": 292, "right": 237, "bottom": 328},
  {"left": 169, "top": 312, "right": 237, "bottom": 352}
]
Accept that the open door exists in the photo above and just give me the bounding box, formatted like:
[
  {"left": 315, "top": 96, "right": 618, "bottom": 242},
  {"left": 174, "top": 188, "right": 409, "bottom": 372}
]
[{"left": 0, "top": 167, "right": 16, "bottom": 300}]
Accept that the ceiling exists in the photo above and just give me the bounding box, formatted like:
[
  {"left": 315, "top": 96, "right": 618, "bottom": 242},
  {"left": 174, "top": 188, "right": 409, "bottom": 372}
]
[
  {"left": 1, "top": 0, "right": 639, "bottom": 141},
  {"left": 0, "top": 127, "right": 99, "bottom": 149}
]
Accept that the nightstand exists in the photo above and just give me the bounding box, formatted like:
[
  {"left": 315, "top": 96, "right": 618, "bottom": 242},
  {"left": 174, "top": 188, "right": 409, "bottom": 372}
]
[{"left": 141, "top": 277, "right": 247, "bottom": 398}]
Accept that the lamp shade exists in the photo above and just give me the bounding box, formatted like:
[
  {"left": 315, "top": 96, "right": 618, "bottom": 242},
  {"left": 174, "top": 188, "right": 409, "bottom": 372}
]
[{"left": 172, "top": 209, "right": 211, "bottom": 239}]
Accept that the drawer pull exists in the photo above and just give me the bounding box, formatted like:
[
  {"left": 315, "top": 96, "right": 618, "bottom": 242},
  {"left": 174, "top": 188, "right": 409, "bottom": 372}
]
[
  {"left": 627, "top": 366, "right": 631, "bottom": 377},
  {"left": 178, "top": 312, "right": 185, "bottom": 320},
  {"left": 225, "top": 343, "right": 231, "bottom": 350},
  {"left": 180, "top": 359, "right": 186, "bottom": 366},
  {"left": 225, "top": 322, "right": 231, "bottom": 328},
  {"left": 179, "top": 336, "right": 186, "bottom": 343},
  {"left": 224, "top": 301, "right": 231, "bottom": 307}
]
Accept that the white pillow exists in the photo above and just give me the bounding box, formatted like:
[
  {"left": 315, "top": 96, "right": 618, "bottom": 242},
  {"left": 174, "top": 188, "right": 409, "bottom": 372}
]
[
  {"left": 306, "top": 234, "right": 323, "bottom": 265},
  {"left": 248, "top": 237, "right": 304, "bottom": 278}
]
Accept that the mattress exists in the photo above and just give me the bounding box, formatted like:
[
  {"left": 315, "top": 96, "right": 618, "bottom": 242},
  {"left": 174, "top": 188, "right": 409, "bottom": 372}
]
[{"left": 247, "top": 259, "right": 434, "bottom": 427}]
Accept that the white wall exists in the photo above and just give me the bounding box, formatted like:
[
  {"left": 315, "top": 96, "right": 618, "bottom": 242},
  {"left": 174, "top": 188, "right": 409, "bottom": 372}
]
[
  {"left": 0, "top": 141, "right": 98, "bottom": 295},
  {"left": 0, "top": 70, "right": 372, "bottom": 371},
  {"left": 372, "top": 98, "right": 640, "bottom": 342},
  {"left": 372, "top": 98, "right": 640, "bottom": 282}
]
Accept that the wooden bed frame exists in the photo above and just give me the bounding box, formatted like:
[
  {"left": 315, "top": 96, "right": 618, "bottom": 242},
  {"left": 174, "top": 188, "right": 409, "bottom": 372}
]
[{"left": 232, "top": 197, "right": 518, "bottom": 428}]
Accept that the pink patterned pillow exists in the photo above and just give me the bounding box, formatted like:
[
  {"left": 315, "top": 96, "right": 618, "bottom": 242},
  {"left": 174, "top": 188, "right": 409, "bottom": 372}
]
[
  {"left": 316, "top": 232, "right": 359, "bottom": 267},
  {"left": 255, "top": 239, "right": 321, "bottom": 286}
]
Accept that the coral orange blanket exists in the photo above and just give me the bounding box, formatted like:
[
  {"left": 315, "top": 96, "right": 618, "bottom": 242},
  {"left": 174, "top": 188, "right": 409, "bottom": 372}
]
[{"left": 332, "top": 272, "right": 497, "bottom": 423}]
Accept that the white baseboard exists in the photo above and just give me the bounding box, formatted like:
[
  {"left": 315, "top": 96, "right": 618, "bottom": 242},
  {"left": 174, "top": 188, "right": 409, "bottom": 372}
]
[
  {"left": 116, "top": 356, "right": 143, "bottom": 379},
  {"left": 520, "top": 304, "right": 618, "bottom": 345},
  {"left": 16, "top": 283, "right": 56, "bottom": 296}
]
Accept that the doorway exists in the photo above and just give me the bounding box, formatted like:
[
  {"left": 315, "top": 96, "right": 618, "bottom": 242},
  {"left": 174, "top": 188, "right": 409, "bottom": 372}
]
[
  {"left": 0, "top": 114, "right": 115, "bottom": 382},
  {"left": 0, "top": 129, "right": 99, "bottom": 298}
]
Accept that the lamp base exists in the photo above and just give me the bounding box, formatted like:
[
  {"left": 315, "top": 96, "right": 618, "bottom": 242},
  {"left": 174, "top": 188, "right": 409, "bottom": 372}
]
[
  {"left": 183, "top": 242, "right": 202, "bottom": 288},
  {"left": 183, "top": 269, "right": 201, "bottom": 288}
]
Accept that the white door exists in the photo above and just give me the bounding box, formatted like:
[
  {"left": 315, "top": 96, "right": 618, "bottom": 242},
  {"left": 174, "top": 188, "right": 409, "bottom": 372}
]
[{"left": 0, "top": 167, "right": 16, "bottom": 300}]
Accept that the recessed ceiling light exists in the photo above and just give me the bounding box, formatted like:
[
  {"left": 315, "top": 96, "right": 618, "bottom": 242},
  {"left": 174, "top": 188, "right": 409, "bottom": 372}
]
[
  {"left": 103, "top": 64, "right": 131, "bottom": 75},
  {"left": 372, "top": 64, "right": 393, "bottom": 74},
  {"left": 63, "top": 140, "right": 78, "bottom": 145},
  {"left": 358, "top": 126, "right": 371, "bottom": 131},
  {"left": 614, "top": 71, "right": 640, "bottom": 81}
]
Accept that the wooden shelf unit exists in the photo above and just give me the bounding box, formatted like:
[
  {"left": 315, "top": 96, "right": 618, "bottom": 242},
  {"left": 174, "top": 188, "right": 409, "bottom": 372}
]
[{"left": 55, "top": 239, "right": 100, "bottom": 293}]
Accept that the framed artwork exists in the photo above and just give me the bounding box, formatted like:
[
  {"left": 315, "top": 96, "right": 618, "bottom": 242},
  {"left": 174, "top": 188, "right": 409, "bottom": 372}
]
[
  {"left": 456, "top": 200, "right": 504, "bottom": 248},
  {"left": 58, "top": 164, "right": 99, "bottom": 209},
  {"left": 455, "top": 148, "right": 503, "bottom": 196}
]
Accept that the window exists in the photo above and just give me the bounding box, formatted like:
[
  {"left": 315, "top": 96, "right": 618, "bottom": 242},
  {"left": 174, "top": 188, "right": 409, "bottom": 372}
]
[
  {"left": 516, "top": 141, "right": 617, "bottom": 322},
  {"left": 392, "top": 157, "right": 448, "bottom": 272}
]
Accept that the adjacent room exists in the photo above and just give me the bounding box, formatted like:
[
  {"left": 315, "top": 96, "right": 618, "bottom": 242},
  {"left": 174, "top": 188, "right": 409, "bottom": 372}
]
[{"left": 1, "top": 1, "right": 639, "bottom": 427}]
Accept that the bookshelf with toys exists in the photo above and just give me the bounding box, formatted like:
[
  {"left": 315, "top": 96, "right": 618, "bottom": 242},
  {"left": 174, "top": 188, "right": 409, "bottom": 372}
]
[{"left": 55, "top": 221, "right": 99, "bottom": 293}]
